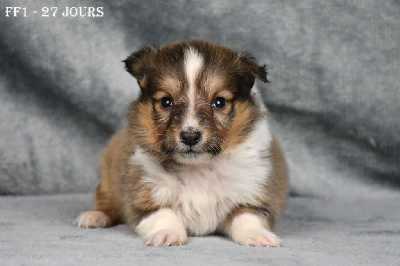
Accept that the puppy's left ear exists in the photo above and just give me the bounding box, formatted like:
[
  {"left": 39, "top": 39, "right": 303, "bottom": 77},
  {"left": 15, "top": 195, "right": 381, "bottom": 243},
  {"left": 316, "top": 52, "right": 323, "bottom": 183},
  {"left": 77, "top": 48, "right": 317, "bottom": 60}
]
[
  {"left": 123, "top": 46, "right": 156, "bottom": 87},
  {"left": 237, "top": 52, "right": 269, "bottom": 92}
]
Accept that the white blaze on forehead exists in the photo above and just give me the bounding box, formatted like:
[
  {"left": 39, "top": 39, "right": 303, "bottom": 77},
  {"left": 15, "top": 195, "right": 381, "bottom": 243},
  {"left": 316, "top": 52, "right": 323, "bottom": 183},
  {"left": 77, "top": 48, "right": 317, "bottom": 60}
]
[
  {"left": 184, "top": 47, "right": 204, "bottom": 94},
  {"left": 183, "top": 47, "right": 203, "bottom": 129}
]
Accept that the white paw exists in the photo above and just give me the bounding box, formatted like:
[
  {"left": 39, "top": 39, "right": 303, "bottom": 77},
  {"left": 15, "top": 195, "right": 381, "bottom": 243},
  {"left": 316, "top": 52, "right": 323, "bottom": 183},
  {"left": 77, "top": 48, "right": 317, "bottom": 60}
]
[
  {"left": 74, "top": 210, "right": 111, "bottom": 228},
  {"left": 233, "top": 229, "right": 282, "bottom": 247},
  {"left": 145, "top": 229, "right": 187, "bottom": 246}
]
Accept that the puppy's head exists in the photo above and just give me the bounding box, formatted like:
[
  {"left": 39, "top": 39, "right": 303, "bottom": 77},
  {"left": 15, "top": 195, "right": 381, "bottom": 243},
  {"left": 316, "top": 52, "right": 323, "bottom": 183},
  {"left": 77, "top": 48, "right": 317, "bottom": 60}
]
[{"left": 125, "top": 40, "right": 268, "bottom": 164}]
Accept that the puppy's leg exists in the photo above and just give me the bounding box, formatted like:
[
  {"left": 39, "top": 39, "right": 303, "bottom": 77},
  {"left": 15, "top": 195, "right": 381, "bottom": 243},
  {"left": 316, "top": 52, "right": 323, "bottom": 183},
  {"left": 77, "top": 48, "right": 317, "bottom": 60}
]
[
  {"left": 135, "top": 208, "right": 187, "bottom": 246},
  {"left": 74, "top": 185, "right": 119, "bottom": 228},
  {"left": 74, "top": 210, "right": 111, "bottom": 228},
  {"left": 74, "top": 150, "right": 120, "bottom": 228},
  {"left": 224, "top": 207, "right": 281, "bottom": 247}
]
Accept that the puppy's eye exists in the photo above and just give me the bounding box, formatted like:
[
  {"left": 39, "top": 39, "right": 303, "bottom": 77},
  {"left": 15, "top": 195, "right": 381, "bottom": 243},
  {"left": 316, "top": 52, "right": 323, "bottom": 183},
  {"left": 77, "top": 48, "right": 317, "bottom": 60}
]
[
  {"left": 212, "top": 97, "right": 226, "bottom": 109},
  {"left": 160, "top": 97, "right": 173, "bottom": 108}
]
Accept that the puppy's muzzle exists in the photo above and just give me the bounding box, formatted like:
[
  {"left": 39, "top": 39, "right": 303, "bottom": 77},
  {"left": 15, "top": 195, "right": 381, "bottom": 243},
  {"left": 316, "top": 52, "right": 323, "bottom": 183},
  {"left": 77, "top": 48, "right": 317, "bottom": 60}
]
[{"left": 180, "top": 131, "right": 202, "bottom": 147}]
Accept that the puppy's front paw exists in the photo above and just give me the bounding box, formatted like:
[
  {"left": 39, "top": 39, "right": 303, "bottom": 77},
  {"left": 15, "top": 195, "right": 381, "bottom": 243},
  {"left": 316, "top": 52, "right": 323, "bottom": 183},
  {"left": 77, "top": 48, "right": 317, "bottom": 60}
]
[
  {"left": 233, "top": 229, "right": 282, "bottom": 247},
  {"left": 145, "top": 229, "right": 187, "bottom": 246},
  {"left": 74, "top": 210, "right": 111, "bottom": 228}
]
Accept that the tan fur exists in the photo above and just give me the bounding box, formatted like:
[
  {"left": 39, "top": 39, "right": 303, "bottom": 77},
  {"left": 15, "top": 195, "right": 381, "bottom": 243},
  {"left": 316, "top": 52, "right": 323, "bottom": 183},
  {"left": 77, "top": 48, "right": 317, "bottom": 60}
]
[
  {"left": 134, "top": 101, "right": 166, "bottom": 153},
  {"left": 223, "top": 100, "right": 263, "bottom": 148},
  {"left": 203, "top": 75, "right": 226, "bottom": 97},
  {"left": 75, "top": 40, "right": 288, "bottom": 247},
  {"left": 266, "top": 138, "right": 289, "bottom": 223},
  {"left": 156, "top": 76, "right": 182, "bottom": 99}
]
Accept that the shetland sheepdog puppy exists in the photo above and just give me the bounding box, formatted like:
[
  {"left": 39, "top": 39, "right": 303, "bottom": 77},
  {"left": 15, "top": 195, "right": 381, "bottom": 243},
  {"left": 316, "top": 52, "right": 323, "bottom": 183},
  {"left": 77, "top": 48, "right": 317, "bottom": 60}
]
[{"left": 75, "top": 40, "right": 288, "bottom": 247}]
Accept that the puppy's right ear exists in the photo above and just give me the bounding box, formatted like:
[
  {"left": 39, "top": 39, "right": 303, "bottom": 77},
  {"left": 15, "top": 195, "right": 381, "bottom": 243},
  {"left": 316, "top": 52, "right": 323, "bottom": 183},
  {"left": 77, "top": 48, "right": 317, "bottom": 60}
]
[{"left": 123, "top": 46, "right": 156, "bottom": 86}]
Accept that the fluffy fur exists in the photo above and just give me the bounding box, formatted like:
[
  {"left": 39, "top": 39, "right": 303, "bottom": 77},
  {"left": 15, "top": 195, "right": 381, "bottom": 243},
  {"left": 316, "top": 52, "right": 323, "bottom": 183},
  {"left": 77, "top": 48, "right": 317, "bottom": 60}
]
[{"left": 74, "top": 40, "right": 288, "bottom": 247}]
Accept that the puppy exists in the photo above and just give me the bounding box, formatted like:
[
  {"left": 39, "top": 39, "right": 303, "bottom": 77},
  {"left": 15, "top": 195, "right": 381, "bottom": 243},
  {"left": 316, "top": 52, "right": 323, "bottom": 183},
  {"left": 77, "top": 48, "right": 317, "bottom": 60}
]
[{"left": 75, "top": 40, "right": 288, "bottom": 247}]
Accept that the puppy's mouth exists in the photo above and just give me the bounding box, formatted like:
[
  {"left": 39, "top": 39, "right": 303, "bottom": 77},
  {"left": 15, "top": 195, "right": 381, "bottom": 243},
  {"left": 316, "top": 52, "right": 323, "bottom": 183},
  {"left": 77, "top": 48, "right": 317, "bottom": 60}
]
[
  {"left": 171, "top": 145, "right": 217, "bottom": 164},
  {"left": 176, "top": 144, "right": 204, "bottom": 156},
  {"left": 174, "top": 150, "right": 212, "bottom": 164},
  {"left": 178, "top": 149, "right": 202, "bottom": 156},
  {"left": 162, "top": 140, "right": 221, "bottom": 164}
]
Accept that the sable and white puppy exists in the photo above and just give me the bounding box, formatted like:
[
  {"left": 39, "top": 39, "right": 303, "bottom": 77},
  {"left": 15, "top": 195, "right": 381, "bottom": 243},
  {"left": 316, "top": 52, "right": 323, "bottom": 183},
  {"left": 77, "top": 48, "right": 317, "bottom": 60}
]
[{"left": 75, "top": 40, "right": 288, "bottom": 247}]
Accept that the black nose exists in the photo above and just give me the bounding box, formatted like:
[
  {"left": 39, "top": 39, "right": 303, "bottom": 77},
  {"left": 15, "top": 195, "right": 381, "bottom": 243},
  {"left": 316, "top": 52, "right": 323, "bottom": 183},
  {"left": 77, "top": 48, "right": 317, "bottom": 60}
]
[{"left": 180, "top": 131, "right": 202, "bottom": 147}]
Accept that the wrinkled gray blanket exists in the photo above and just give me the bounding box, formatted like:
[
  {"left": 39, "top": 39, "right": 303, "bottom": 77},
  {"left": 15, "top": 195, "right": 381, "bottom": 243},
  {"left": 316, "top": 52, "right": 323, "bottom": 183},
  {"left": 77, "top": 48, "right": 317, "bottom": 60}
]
[
  {"left": 0, "top": 0, "right": 399, "bottom": 264},
  {"left": 1, "top": 193, "right": 400, "bottom": 265}
]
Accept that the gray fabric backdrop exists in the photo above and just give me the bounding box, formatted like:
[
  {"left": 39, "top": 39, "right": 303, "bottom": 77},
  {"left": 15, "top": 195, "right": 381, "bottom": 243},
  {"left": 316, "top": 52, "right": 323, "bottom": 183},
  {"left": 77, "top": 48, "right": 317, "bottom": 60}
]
[{"left": 1, "top": 0, "right": 399, "bottom": 197}]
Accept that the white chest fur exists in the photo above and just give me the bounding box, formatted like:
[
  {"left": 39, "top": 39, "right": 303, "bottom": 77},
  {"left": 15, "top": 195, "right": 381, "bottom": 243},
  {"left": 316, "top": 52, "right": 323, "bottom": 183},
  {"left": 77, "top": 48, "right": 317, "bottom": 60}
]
[{"left": 130, "top": 119, "right": 272, "bottom": 236}]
